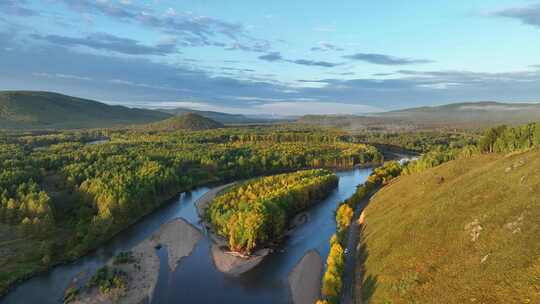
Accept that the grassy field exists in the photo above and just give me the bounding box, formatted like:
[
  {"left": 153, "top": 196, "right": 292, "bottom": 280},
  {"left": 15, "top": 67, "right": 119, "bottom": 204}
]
[{"left": 355, "top": 150, "right": 540, "bottom": 303}]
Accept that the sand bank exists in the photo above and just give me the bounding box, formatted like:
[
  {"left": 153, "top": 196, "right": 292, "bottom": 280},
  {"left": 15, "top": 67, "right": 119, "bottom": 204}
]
[{"left": 288, "top": 250, "right": 323, "bottom": 304}]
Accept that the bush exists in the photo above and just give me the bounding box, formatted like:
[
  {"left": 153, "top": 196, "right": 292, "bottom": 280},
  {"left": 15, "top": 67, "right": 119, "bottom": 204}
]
[
  {"left": 113, "top": 251, "right": 135, "bottom": 265},
  {"left": 87, "top": 266, "right": 127, "bottom": 295}
]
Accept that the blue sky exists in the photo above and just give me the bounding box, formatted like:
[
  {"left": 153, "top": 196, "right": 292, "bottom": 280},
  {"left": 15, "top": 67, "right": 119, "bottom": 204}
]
[{"left": 1, "top": 0, "right": 540, "bottom": 115}]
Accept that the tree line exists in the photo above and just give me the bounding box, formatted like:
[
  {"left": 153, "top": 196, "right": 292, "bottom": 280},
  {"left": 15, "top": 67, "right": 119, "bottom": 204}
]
[{"left": 318, "top": 161, "right": 404, "bottom": 304}]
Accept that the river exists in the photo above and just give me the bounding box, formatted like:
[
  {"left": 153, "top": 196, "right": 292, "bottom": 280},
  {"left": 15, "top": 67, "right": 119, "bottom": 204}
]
[{"left": 2, "top": 167, "right": 372, "bottom": 304}]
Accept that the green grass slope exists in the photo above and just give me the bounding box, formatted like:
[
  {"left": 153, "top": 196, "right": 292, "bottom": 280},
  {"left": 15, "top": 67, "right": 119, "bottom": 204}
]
[
  {"left": 356, "top": 151, "right": 540, "bottom": 303},
  {"left": 145, "top": 112, "right": 224, "bottom": 131},
  {"left": 0, "top": 91, "right": 170, "bottom": 129}
]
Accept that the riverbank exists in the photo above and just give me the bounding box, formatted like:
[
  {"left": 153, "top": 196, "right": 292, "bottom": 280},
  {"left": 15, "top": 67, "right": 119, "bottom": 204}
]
[
  {"left": 341, "top": 187, "right": 380, "bottom": 304},
  {"left": 0, "top": 177, "right": 218, "bottom": 300},
  {"left": 195, "top": 182, "right": 236, "bottom": 218},
  {"left": 68, "top": 218, "right": 202, "bottom": 304}
]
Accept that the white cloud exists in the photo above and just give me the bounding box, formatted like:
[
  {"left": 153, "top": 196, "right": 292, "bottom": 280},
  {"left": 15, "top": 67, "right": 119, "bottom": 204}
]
[{"left": 33, "top": 72, "right": 92, "bottom": 81}]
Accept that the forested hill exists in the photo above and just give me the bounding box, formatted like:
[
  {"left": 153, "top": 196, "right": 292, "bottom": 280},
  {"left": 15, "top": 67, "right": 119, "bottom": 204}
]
[
  {"left": 145, "top": 113, "right": 224, "bottom": 131},
  {"left": 159, "top": 107, "right": 267, "bottom": 124},
  {"left": 0, "top": 91, "right": 171, "bottom": 130}
]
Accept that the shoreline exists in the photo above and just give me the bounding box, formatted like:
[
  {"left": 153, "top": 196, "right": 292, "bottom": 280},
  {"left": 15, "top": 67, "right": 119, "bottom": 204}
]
[
  {"left": 194, "top": 181, "right": 273, "bottom": 275},
  {"left": 69, "top": 218, "right": 203, "bottom": 304},
  {"left": 195, "top": 182, "right": 237, "bottom": 218}
]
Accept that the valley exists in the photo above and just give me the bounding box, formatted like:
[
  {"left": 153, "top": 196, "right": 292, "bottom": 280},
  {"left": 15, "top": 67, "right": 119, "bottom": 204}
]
[{"left": 1, "top": 92, "right": 539, "bottom": 303}]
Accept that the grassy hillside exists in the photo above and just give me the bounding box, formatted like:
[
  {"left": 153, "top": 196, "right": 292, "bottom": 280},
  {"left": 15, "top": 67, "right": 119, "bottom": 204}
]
[
  {"left": 0, "top": 91, "right": 170, "bottom": 129},
  {"left": 356, "top": 151, "right": 540, "bottom": 303},
  {"left": 145, "top": 113, "right": 224, "bottom": 131}
]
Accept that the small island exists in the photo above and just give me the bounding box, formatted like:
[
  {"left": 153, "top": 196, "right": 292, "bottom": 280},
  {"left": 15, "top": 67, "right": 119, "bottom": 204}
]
[{"left": 205, "top": 169, "right": 338, "bottom": 273}]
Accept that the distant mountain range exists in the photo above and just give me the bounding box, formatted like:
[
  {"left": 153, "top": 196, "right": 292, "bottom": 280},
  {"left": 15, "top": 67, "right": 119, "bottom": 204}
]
[
  {"left": 299, "top": 101, "right": 540, "bottom": 130},
  {"left": 379, "top": 101, "right": 540, "bottom": 123},
  {"left": 2, "top": 91, "right": 540, "bottom": 130},
  {"left": 0, "top": 91, "right": 271, "bottom": 130}
]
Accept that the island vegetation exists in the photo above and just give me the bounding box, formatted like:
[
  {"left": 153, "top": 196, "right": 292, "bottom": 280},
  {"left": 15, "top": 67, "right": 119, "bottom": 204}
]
[{"left": 206, "top": 169, "right": 339, "bottom": 254}]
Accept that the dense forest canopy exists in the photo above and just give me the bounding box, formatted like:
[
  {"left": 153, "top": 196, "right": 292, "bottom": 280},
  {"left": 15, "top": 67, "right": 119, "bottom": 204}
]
[{"left": 206, "top": 169, "right": 338, "bottom": 253}]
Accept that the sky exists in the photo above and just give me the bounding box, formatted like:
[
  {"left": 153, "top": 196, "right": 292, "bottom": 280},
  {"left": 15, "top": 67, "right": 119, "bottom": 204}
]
[{"left": 1, "top": 0, "right": 540, "bottom": 115}]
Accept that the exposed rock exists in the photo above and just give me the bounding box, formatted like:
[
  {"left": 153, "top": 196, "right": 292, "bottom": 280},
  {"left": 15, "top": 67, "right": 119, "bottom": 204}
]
[
  {"left": 464, "top": 219, "right": 482, "bottom": 242},
  {"left": 288, "top": 250, "right": 323, "bottom": 304},
  {"left": 513, "top": 160, "right": 526, "bottom": 169},
  {"left": 504, "top": 214, "right": 524, "bottom": 234},
  {"left": 481, "top": 254, "right": 490, "bottom": 264}
]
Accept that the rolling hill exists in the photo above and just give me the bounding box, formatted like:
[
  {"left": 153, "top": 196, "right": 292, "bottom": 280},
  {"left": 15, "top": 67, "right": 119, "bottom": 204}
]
[
  {"left": 145, "top": 113, "right": 224, "bottom": 131},
  {"left": 159, "top": 107, "right": 269, "bottom": 124},
  {"left": 298, "top": 101, "right": 540, "bottom": 130},
  {"left": 0, "top": 91, "right": 171, "bottom": 129},
  {"left": 356, "top": 151, "right": 540, "bottom": 303},
  {"left": 378, "top": 101, "right": 540, "bottom": 127}
]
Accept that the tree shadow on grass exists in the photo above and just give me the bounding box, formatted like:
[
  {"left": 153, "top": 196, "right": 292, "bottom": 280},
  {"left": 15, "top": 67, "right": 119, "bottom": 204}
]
[{"left": 356, "top": 226, "right": 378, "bottom": 304}]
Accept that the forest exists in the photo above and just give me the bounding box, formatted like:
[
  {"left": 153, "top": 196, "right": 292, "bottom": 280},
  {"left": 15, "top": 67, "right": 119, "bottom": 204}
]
[
  {"left": 0, "top": 126, "right": 382, "bottom": 294},
  {"left": 206, "top": 169, "right": 338, "bottom": 253}
]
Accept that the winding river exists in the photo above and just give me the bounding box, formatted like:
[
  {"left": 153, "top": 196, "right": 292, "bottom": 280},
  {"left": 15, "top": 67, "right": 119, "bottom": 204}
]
[{"left": 3, "top": 167, "right": 372, "bottom": 304}]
